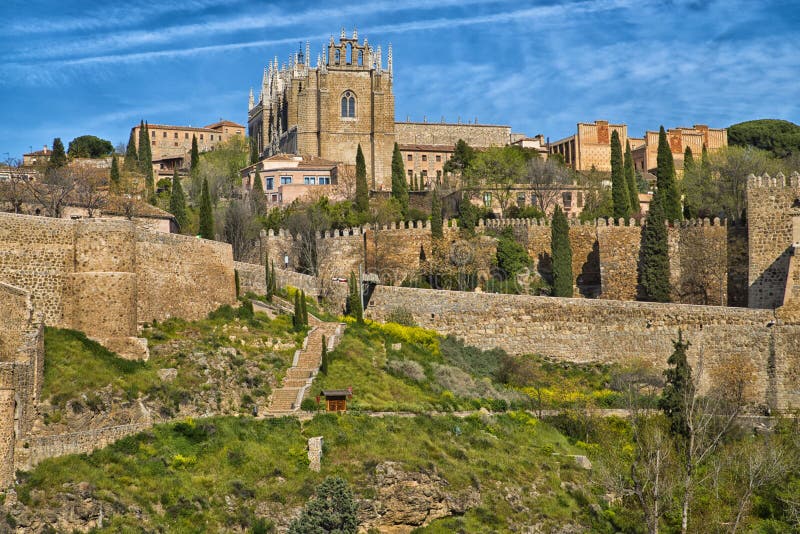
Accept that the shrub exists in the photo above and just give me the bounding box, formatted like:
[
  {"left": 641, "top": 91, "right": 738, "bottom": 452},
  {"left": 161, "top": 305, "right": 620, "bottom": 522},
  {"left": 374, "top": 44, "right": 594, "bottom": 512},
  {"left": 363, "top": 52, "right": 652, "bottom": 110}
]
[
  {"left": 385, "top": 307, "right": 417, "bottom": 326},
  {"left": 386, "top": 359, "right": 426, "bottom": 382},
  {"left": 288, "top": 476, "right": 359, "bottom": 534},
  {"left": 300, "top": 398, "right": 319, "bottom": 412}
]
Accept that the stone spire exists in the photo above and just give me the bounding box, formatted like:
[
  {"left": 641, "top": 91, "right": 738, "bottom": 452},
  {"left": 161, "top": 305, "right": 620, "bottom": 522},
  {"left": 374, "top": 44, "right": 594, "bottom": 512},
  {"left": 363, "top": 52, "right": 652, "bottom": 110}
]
[
  {"left": 376, "top": 45, "right": 382, "bottom": 73},
  {"left": 387, "top": 43, "right": 393, "bottom": 77},
  {"left": 341, "top": 27, "right": 346, "bottom": 39},
  {"left": 248, "top": 88, "right": 254, "bottom": 110},
  {"left": 305, "top": 41, "right": 310, "bottom": 67},
  {"left": 353, "top": 27, "right": 358, "bottom": 40}
]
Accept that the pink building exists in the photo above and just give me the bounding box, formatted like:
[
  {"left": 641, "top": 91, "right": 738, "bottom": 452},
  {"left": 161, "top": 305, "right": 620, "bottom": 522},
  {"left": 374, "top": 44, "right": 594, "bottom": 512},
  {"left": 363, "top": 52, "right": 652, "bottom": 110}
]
[{"left": 241, "top": 154, "right": 340, "bottom": 206}]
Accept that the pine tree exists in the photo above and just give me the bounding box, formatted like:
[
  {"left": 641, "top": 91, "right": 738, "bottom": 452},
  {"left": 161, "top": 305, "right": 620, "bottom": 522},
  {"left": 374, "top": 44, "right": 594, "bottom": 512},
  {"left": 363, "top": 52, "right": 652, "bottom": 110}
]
[
  {"left": 391, "top": 143, "right": 409, "bottom": 219},
  {"left": 640, "top": 195, "right": 671, "bottom": 302},
  {"left": 251, "top": 169, "right": 265, "bottom": 216},
  {"left": 320, "top": 335, "right": 328, "bottom": 374},
  {"left": 656, "top": 126, "right": 681, "bottom": 222},
  {"left": 110, "top": 154, "right": 120, "bottom": 191},
  {"left": 287, "top": 476, "right": 358, "bottom": 534},
  {"left": 124, "top": 129, "right": 138, "bottom": 171},
  {"left": 49, "top": 138, "right": 67, "bottom": 170},
  {"left": 355, "top": 144, "right": 369, "bottom": 214},
  {"left": 430, "top": 189, "right": 443, "bottom": 239},
  {"left": 169, "top": 169, "right": 189, "bottom": 231},
  {"left": 658, "top": 330, "right": 693, "bottom": 439},
  {"left": 624, "top": 140, "right": 639, "bottom": 215},
  {"left": 550, "top": 205, "right": 573, "bottom": 297},
  {"left": 198, "top": 177, "right": 214, "bottom": 239},
  {"left": 610, "top": 130, "right": 629, "bottom": 220}
]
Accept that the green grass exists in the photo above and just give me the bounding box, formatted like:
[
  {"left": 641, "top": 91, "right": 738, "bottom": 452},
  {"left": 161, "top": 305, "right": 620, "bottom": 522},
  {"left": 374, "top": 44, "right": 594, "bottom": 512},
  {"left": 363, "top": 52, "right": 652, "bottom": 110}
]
[{"left": 15, "top": 413, "right": 610, "bottom": 533}]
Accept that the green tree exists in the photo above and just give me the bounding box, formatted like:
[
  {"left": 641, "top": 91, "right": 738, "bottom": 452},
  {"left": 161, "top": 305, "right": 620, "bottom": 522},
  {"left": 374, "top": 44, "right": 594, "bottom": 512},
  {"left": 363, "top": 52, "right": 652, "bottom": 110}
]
[
  {"left": 640, "top": 195, "right": 671, "bottom": 302},
  {"left": 190, "top": 134, "right": 201, "bottom": 200},
  {"left": 293, "top": 291, "right": 302, "bottom": 331},
  {"left": 611, "top": 130, "right": 630, "bottom": 219},
  {"left": 168, "top": 169, "right": 189, "bottom": 231},
  {"left": 659, "top": 331, "right": 693, "bottom": 439},
  {"left": 288, "top": 476, "right": 359, "bottom": 534},
  {"left": 347, "top": 272, "right": 363, "bottom": 323},
  {"left": 683, "top": 146, "right": 695, "bottom": 174},
  {"left": 301, "top": 290, "right": 308, "bottom": 326},
  {"left": 656, "top": 126, "right": 681, "bottom": 222},
  {"left": 234, "top": 270, "right": 240, "bottom": 297},
  {"left": 355, "top": 144, "right": 369, "bottom": 214},
  {"left": 465, "top": 146, "right": 527, "bottom": 216},
  {"left": 430, "top": 189, "right": 443, "bottom": 239},
  {"left": 625, "top": 140, "right": 640, "bottom": 214},
  {"left": 320, "top": 334, "right": 328, "bottom": 374},
  {"left": 265, "top": 256, "right": 275, "bottom": 302},
  {"left": 550, "top": 205, "right": 573, "bottom": 297},
  {"left": 48, "top": 138, "right": 67, "bottom": 170},
  {"left": 250, "top": 169, "right": 265, "bottom": 216},
  {"left": 124, "top": 129, "right": 138, "bottom": 171},
  {"left": 198, "top": 177, "right": 214, "bottom": 239},
  {"left": 67, "top": 135, "right": 114, "bottom": 158},
  {"left": 137, "top": 122, "right": 155, "bottom": 203},
  {"left": 728, "top": 118, "right": 800, "bottom": 158},
  {"left": 109, "top": 155, "right": 120, "bottom": 190},
  {"left": 496, "top": 226, "right": 531, "bottom": 281},
  {"left": 443, "top": 139, "right": 475, "bottom": 176},
  {"left": 458, "top": 194, "right": 478, "bottom": 236},
  {"left": 391, "top": 143, "right": 409, "bottom": 218}
]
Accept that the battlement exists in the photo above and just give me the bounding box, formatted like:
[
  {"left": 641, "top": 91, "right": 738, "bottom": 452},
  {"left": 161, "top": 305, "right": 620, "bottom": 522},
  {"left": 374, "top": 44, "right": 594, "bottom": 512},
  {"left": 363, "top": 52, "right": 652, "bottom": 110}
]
[{"left": 747, "top": 171, "right": 800, "bottom": 189}]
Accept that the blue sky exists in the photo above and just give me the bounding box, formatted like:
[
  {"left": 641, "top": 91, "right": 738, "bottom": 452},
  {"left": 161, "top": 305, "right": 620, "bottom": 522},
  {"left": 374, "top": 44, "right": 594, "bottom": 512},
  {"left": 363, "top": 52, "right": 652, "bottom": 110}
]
[{"left": 1, "top": 0, "right": 798, "bottom": 160}]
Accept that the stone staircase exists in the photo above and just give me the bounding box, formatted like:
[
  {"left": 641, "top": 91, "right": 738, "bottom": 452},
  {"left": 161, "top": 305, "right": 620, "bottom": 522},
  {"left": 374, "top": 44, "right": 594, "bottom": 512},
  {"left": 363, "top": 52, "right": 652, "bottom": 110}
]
[{"left": 266, "top": 316, "right": 345, "bottom": 415}]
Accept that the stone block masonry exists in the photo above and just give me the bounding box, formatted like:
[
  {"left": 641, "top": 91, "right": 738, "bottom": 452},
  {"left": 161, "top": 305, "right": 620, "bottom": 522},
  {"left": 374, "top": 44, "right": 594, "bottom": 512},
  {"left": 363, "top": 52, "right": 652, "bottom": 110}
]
[{"left": 367, "top": 286, "right": 800, "bottom": 411}]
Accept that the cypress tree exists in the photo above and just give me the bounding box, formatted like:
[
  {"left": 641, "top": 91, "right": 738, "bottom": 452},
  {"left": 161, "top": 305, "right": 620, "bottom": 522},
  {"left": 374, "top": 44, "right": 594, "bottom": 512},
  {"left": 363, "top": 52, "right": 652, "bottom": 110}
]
[
  {"left": 110, "top": 154, "right": 120, "bottom": 191},
  {"left": 355, "top": 144, "right": 369, "bottom": 213},
  {"left": 190, "top": 134, "right": 201, "bottom": 200},
  {"left": 658, "top": 330, "right": 693, "bottom": 439},
  {"left": 610, "top": 130, "right": 629, "bottom": 220},
  {"left": 391, "top": 143, "right": 409, "bottom": 218},
  {"left": 624, "top": 140, "right": 639, "bottom": 215},
  {"left": 169, "top": 169, "right": 189, "bottom": 231},
  {"left": 656, "top": 126, "right": 681, "bottom": 222},
  {"left": 348, "top": 272, "right": 363, "bottom": 323},
  {"left": 293, "top": 291, "right": 302, "bottom": 331},
  {"left": 234, "top": 270, "right": 241, "bottom": 297},
  {"left": 683, "top": 146, "right": 694, "bottom": 173},
  {"left": 550, "top": 205, "right": 573, "bottom": 297},
  {"left": 124, "top": 128, "right": 138, "bottom": 171},
  {"left": 270, "top": 260, "right": 277, "bottom": 297},
  {"left": 430, "top": 189, "right": 443, "bottom": 239},
  {"left": 265, "top": 256, "right": 274, "bottom": 302},
  {"left": 198, "top": 177, "right": 214, "bottom": 239},
  {"left": 301, "top": 290, "right": 308, "bottom": 326},
  {"left": 49, "top": 138, "right": 67, "bottom": 169},
  {"left": 251, "top": 169, "right": 265, "bottom": 215},
  {"left": 320, "top": 334, "right": 328, "bottom": 374},
  {"left": 138, "top": 122, "right": 154, "bottom": 203},
  {"left": 640, "top": 195, "right": 671, "bottom": 302},
  {"left": 700, "top": 144, "right": 709, "bottom": 175}
]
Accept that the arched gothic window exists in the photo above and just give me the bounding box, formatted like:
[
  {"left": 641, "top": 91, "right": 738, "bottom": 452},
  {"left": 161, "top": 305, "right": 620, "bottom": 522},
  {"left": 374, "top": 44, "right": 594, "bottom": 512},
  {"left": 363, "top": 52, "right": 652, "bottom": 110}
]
[
  {"left": 357, "top": 50, "right": 363, "bottom": 66},
  {"left": 341, "top": 91, "right": 356, "bottom": 118},
  {"left": 334, "top": 49, "right": 341, "bottom": 64}
]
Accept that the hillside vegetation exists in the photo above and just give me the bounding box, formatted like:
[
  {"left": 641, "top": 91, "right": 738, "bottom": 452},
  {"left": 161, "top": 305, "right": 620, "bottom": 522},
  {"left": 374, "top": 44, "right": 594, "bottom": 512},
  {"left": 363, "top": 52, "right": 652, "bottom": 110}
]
[{"left": 728, "top": 119, "right": 800, "bottom": 158}]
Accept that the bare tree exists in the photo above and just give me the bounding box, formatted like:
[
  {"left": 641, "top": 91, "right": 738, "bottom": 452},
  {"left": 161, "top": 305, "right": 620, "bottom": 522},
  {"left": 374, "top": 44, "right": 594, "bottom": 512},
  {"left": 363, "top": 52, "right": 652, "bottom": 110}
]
[
  {"left": 72, "top": 162, "right": 108, "bottom": 217},
  {"left": 337, "top": 164, "right": 357, "bottom": 200},
  {"left": 27, "top": 166, "right": 76, "bottom": 218},
  {"left": 527, "top": 157, "right": 574, "bottom": 214},
  {"left": 0, "top": 157, "right": 29, "bottom": 213},
  {"left": 223, "top": 200, "right": 259, "bottom": 261},
  {"left": 285, "top": 202, "right": 331, "bottom": 275}
]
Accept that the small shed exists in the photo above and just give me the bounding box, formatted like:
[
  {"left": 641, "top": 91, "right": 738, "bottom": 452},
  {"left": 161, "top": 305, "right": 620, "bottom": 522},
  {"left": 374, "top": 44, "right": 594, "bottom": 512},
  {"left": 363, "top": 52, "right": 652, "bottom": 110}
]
[{"left": 319, "top": 388, "right": 352, "bottom": 412}]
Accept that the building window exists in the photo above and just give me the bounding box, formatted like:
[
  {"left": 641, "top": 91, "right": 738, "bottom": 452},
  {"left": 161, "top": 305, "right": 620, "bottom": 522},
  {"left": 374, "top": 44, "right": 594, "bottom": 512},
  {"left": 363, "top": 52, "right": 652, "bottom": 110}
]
[
  {"left": 407, "top": 154, "right": 412, "bottom": 162},
  {"left": 562, "top": 192, "right": 572, "bottom": 209},
  {"left": 174, "top": 132, "right": 178, "bottom": 139},
  {"left": 334, "top": 49, "right": 341, "bottom": 64},
  {"left": 577, "top": 191, "right": 584, "bottom": 207},
  {"left": 271, "top": 194, "right": 278, "bottom": 202},
  {"left": 174, "top": 142, "right": 178, "bottom": 147},
  {"left": 319, "top": 176, "right": 330, "bottom": 185},
  {"left": 185, "top": 133, "right": 189, "bottom": 139},
  {"left": 163, "top": 131, "right": 167, "bottom": 138},
  {"left": 151, "top": 131, "right": 156, "bottom": 138},
  {"left": 531, "top": 193, "right": 537, "bottom": 206},
  {"left": 358, "top": 50, "right": 363, "bottom": 66},
  {"left": 151, "top": 140, "right": 155, "bottom": 146},
  {"left": 422, "top": 155, "right": 427, "bottom": 162},
  {"left": 304, "top": 176, "right": 316, "bottom": 185},
  {"left": 436, "top": 155, "right": 441, "bottom": 162},
  {"left": 280, "top": 176, "right": 292, "bottom": 185},
  {"left": 483, "top": 192, "right": 492, "bottom": 207},
  {"left": 421, "top": 170, "right": 427, "bottom": 178},
  {"left": 517, "top": 193, "right": 526, "bottom": 207},
  {"left": 210, "top": 135, "right": 214, "bottom": 141},
  {"left": 265, "top": 177, "right": 274, "bottom": 190},
  {"left": 200, "top": 134, "right": 204, "bottom": 140},
  {"left": 340, "top": 91, "right": 356, "bottom": 118},
  {"left": 407, "top": 170, "right": 413, "bottom": 179}
]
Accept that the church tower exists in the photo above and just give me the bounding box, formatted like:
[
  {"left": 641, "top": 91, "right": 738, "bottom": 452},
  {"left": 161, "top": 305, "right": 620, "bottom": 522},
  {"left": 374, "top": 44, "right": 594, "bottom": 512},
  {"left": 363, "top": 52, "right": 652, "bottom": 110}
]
[{"left": 248, "top": 29, "right": 395, "bottom": 189}]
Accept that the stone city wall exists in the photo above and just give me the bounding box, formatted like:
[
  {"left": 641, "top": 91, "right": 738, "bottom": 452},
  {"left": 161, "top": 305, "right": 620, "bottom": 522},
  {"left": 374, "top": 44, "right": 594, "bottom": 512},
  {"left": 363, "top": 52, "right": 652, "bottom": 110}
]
[
  {"left": 395, "top": 122, "right": 511, "bottom": 148},
  {"left": 15, "top": 423, "right": 150, "bottom": 471},
  {"left": 367, "top": 286, "right": 799, "bottom": 410},
  {"left": 234, "top": 261, "right": 321, "bottom": 297}
]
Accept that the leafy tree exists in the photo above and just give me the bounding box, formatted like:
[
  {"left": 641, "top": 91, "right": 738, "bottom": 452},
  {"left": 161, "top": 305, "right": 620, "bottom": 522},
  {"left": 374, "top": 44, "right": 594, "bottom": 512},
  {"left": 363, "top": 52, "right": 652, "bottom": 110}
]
[
  {"left": 527, "top": 157, "right": 575, "bottom": 215},
  {"left": 659, "top": 331, "right": 693, "bottom": 439},
  {"left": 109, "top": 155, "right": 120, "bottom": 190},
  {"left": 287, "top": 476, "right": 359, "bottom": 534},
  {"left": 443, "top": 139, "right": 475, "bottom": 177},
  {"left": 639, "top": 195, "right": 671, "bottom": 302},
  {"left": 430, "top": 189, "right": 443, "bottom": 239},
  {"left": 48, "top": 138, "right": 67, "bottom": 170},
  {"left": 550, "top": 205, "right": 573, "bottom": 297},
  {"left": 656, "top": 126, "right": 681, "bottom": 222},
  {"left": 625, "top": 140, "right": 640, "bottom": 214},
  {"left": 198, "top": 177, "right": 214, "bottom": 239},
  {"left": 391, "top": 142, "right": 409, "bottom": 218},
  {"left": 250, "top": 169, "right": 265, "bottom": 216},
  {"left": 457, "top": 194, "right": 478, "bottom": 237},
  {"left": 124, "top": 129, "right": 138, "bottom": 171},
  {"left": 465, "top": 146, "right": 526, "bottom": 216},
  {"left": 67, "top": 135, "right": 114, "bottom": 158},
  {"left": 355, "top": 144, "right": 369, "bottom": 214},
  {"left": 167, "top": 170, "right": 188, "bottom": 230},
  {"left": 496, "top": 226, "right": 531, "bottom": 281},
  {"left": 611, "top": 130, "right": 630, "bottom": 219}
]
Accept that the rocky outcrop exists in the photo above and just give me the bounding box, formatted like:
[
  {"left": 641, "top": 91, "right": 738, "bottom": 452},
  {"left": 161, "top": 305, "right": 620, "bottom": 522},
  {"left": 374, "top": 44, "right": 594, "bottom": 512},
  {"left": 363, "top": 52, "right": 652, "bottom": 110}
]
[{"left": 358, "top": 461, "right": 480, "bottom": 533}]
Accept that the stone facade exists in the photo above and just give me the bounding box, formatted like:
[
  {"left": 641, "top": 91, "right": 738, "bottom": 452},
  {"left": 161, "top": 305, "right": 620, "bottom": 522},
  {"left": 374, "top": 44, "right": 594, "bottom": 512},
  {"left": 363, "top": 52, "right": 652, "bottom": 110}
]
[
  {"left": 0, "top": 212, "right": 237, "bottom": 360},
  {"left": 632, "top": 125, "right": 727, "bottom": 174},
  {"left": 549, "top": 120, "right": 629, "bottom": 172},
  {"left": 747, "top": 173, "right": 800, "bottom": 309},
  {"left": 366, "top": 286, "right": 800, "bottom": 411}
]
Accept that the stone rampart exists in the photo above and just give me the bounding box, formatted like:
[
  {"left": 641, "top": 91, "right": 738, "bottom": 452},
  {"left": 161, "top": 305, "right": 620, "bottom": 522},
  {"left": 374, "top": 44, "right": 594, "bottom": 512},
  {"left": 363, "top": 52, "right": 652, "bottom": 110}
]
[
  {"left": 395, "top": 122, "right": 511, "bottom": 147},
  {"left": 367, "top": 286, "right": 799, "bottom": 410},
  {"left": 234, "top": 261, "right": 321, "bottom": 297}
]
